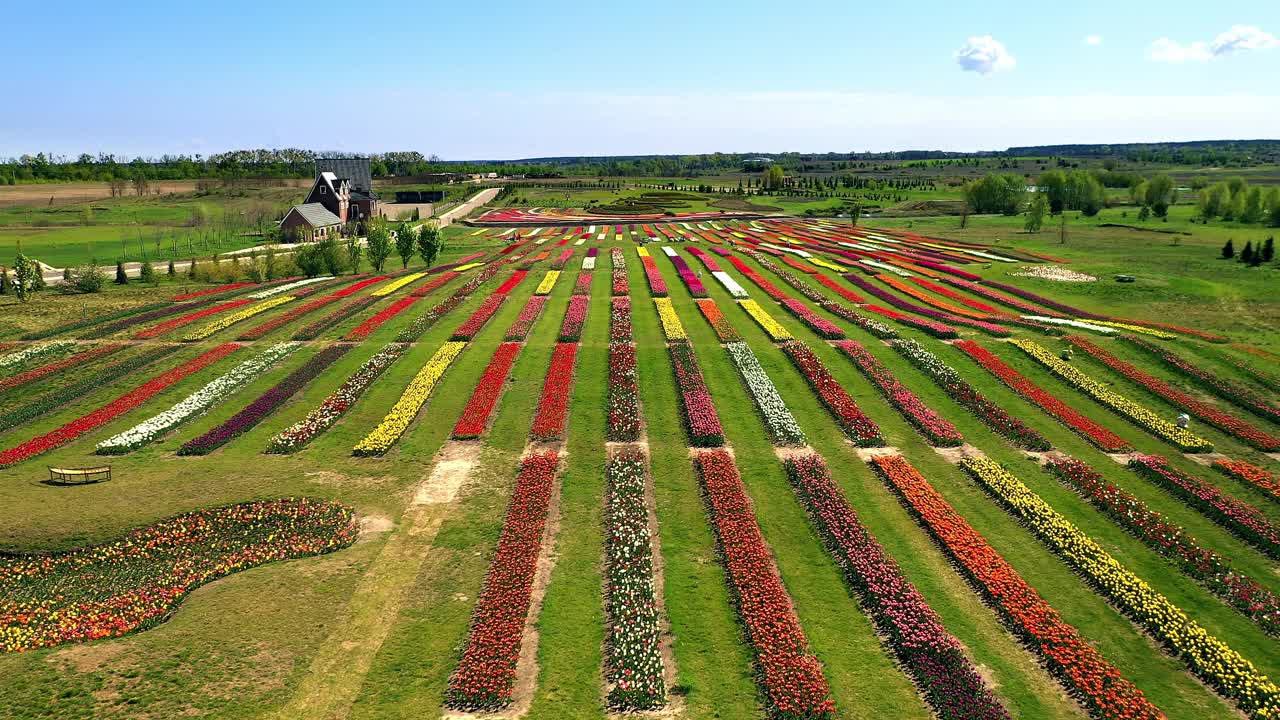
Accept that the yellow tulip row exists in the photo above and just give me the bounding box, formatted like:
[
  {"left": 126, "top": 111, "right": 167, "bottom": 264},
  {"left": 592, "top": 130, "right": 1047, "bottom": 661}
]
[
  {"left": 182, "top": 296, "right": 295, "bottom": 341},
  {"left": 352, "top": 341, "right": 467, "bottom": 455},
  {"left": 636, "top": 247, "right": 651, "bottom": 258},
  {"left": 452, "top": 262, "right": 484, "bottom": 272},
  {"left": 371, "top": 272, "right": 427, "bottom": 297},
  {"left": 654, "top": 298, "right": 687, "bottom": 341},
  {"left": 738, "top": 299, "right": 793, "bottom": 341},
  {"left": 960, "top": 456, "right": 1279, "bottom": 718},
  {"left": 1011, "top": 339, "right": 1213, "bottom": 452},
  {"left": 809, "top": 258, "right": 849, "bottom": 272},
  {"left": 1084, "top": 320, "right": 1178, "bottom": 339},
  {"left": 535, "top": 271, "right": 561, "bottom": 295}
]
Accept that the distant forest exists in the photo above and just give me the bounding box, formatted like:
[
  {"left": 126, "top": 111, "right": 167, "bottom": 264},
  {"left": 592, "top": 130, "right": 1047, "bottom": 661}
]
[{"left": 3, "top": 140, "right": 1277, "bottom": 184}]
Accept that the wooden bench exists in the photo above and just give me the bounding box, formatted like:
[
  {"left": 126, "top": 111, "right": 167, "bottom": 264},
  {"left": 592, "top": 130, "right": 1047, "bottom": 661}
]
[{"left": 48, "top": 466, "right": 111, "bottom": 485}]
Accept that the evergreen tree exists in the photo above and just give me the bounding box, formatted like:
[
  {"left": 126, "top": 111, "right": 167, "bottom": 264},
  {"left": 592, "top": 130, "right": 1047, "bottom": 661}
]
[
  {"left": 1240, "top": 241, "right": 1254, "bottom": 264},
  {"left": 114, "top": 261, "right": 128, "bottom": 284},
  {"left": 139, "top": 260, "right": 156, "bottom": 284},
  {"left": 168, "top": 259, "right": 176, "bottom": 277},
  {"left": 1221, "top": 238, "right": 1234, "bottom": 259},
  {"left": 0, "top": 266, "right": 8, "bottom": 295},
  {"left": 187, "top": 258, "right": 198, "bottom": 280},
  {"left": 1263, "top": 236, "right": 1275, "bottom": 262}
]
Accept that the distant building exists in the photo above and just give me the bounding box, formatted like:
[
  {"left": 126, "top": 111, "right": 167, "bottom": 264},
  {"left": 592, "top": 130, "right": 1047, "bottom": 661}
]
[
  {"left": 278, "top": 203, "right": 343, "bottom": 241},
  {"left": 315, "top": 157, "right": 379, "bottom": 221},
  {"left": 279, "top": 157, "right": 381, "bottom": 240}
]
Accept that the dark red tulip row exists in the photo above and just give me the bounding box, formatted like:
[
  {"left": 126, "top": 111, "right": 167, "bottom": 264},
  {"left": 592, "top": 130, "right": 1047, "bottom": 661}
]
[
  {"left": 891, "top": 339, "right": 1049, "bottom": 450},
  {"left": 1121, "top": 335, "right": 1280, "bottom": 424},
  {"left": 446, "top": 451, "right": 559, "bottom": 710},
  {"left": 862, "top": 303, "right": 959, "bottom": 338},
  {"left": 780, "top": 298, "right": 845, "bottom": 339},
  {"left": 0, "top": 343, "right": 126, "bottom": 393},
  {"left": 239, "top": 294, "right": 342, "bottom": 340},
  {"left": 869, "top": 454, "right": 1165, "bottom": 720},
  {"left": 178, "top": 343, "right": 351, "bottom": 455},
  {"left": 1066, "top": 335, "right": 1279, "bottom": 451},
  {"left": 783, "top": 453, "right": 1010, "bottom": 720},
  {"left": 0, "top": 497, "right": 357, "bottom": 654},
  {"left": 530, "top": 343, "right": 579, "bottom": 441},
  {"left": 1128, "top": 455, "right": 1280, "bottom": 560},
  {"left": 506, "top": 296, "right": 548, "bottom": 341},
  {"left": 843, "top": 274, "right": 1011, "bottom": 337},
  {"left": 695, "top": 450, "right": 836, "bottom": 719},
  {"left": 559, "top": 295, "right": 589, "bottom": 341},
  {"left": 668, "top": 342, "right": 724, "bottom": 447},
  {"left": 171, "top": 281, "right": 257, "bottom": 300},
  {"left": 779, "top": 340, "right": 883, "bottom": 446},
  {"left": 450, "top": 295, "right": 508, "bottom": 341},
  {"left": 1046, "top": 457, "right": 1280, "bottom": 635},
  {"left": 954, "top": 340, "right": 1130, "bottom": 452},
  {"left": 293, "top": 296, "right": 379, "bottom": 340},
  {"left": 834, "top": 341, "right": 962, "bottom": 446},
  {"left": 453, "top": 342, "right": 523, "bottom": 439},
  {"left": 0, "top": 344, "right": 241, "bottom": 467},
  {"left": 346, "top": 295, "right": 424, "bottom": 340}
]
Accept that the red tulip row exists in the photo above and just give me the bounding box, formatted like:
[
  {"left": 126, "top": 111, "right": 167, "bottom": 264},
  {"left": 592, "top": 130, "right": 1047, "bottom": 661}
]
[
  {"left": 868, "top": 454, "right": 1165, "bottom": 720},
  {"left": 780, "top": 340, "right": 883, "bottom": 446},
  {"left": 450, "top": 295, "right": 507, "bottom": 341},
  {"left": 610, "top": 297, "right": 632, "bottom": 343},
  {"left": 530, "top": 343, "right": 579, "bottom": 441},
  {"left": 0, "top": 343, "right": 241, "bottom": 467},
  {"left": 783, "top": 453, "right": 1010, "bottom": 720},
  {"left": 954, "top": 341, "right": 1130, "bottom": 452},
  {"left": 1121, "top": 335, "right": 1280, "bottom": 424},
  {"left": 814, "top": 300, "right": 899, "bottom": 339},
  {"left": 1046, "top": 457, "right": 1280, "bottom": 635},
  {"left": 171, "top": 281, "right": 257, "bottom": 301},
  {"left": 1128, "top": 455, "right": 1280, "bottom": 560},
  {"left": 446, "top": 451, "right": 560, "bottom": 710},
  {"left": 740, "top": 251, "right": 826, "bottom": 303},
  {"left": 0, "top": 343, "right": 126, "bottom": 393},
  {"left": 694, "top": 450, "right": 837, "bottom": 719},
  {"left": 395, "top": 261, "right": 515, "bottom": 343},
  {"left": 293, "top": 296, "right": 378, "bottom": 340},
  {"left": 727, "top": 256, "right": 789, "bottom": 301},
  {"left": 408, "top": 271, "right": 459, "bottom": 296},
  {"left": 780, "top": 298, "right": 845, "bottom": 339},
  {"left": 834, "top": 340, "right": 962, "bottom": 446},
  {"left": 346, "top": 295, "right": 423, "bottom": 340},
  {"left": 812, "top": 273, "right": 864, "bottom": 303},
  {"left": 573, "top": 271, "right": 592, "bottom": 296},
  {"left": 668, "top": 342, "right": 724, "bottom": 447},
  {"left": 694, "top": 298, "right": 742, "bottom": 342},
  {"left": 551, "top": 248, "right": 574, "bottom": 270},
  {"left": 559, "top": 295, "right": 589, "bottom": 341},
  {"left": 1213, "top": 459, "right": 1280, "bottom": 504},
  {"left": 495, "top": 270, "right": 528, "bottom": 294},
  {"left": 453, "top": 342, "right": 523, "bottom": 439},
  {"left": 906, "top": 277, "right": 999, "bottom": 313},
  {"left": 505, "top": 296, "right": 548, "bottom": 341},
  {"left": 608, "top": 342, "right": 641, "bottom": 442},
  {"left": 1066, "top": 335, "right": 1280, "bottom": 451},
  {"left": 239, "top": 293, "right": 342, "bottom": 340},
  {"left": 641, "top": 255, "right": 667, "bottom": 297},
  {"left": 862, "top": 304, "right": 959, "bottom": 339},
  {"left": 134, "top": 298, "right": 253, "bottom": 339}
]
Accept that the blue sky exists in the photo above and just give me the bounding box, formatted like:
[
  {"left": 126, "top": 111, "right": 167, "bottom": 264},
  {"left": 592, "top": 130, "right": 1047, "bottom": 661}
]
[{"left": 5, "top": 0, "right": 1278, "bottom": 159}]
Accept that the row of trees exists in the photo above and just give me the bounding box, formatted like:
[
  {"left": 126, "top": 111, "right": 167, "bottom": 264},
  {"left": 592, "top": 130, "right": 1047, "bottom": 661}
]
[
  {"left": 1198, "top": 178, "right": 1280, "bottom": 226},
  {"left": 1220, "top": 238, "right": 1276, "bottom": 266},
  {"left": 294, "top": 220, "right": 442, "bottom": 278},
  {"left": 964, "top": 170, "right": 1178, "bottom": 218}
]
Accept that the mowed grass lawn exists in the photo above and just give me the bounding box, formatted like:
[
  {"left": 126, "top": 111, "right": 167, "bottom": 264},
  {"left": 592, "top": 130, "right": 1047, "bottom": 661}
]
[{"left": 0, "top": 225, "right": 1277, "bottom": 720}]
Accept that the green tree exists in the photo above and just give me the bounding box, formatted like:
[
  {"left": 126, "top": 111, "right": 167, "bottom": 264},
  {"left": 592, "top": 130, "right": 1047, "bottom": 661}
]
[
  {"left": 963, "top": 173, "right": 1024, "bottom": 215},
  {"left": 139, "top": 260, "right": 156, "bottom": 284},
  {"left": 345, "top": 234, "right": 363, "bottom": 274},
  {"left": 1221, "top": 238, "right": 1235, "bottom": 259},
  {"left": 167, "top": 259, "right": 176, "bottom": 277},
  {"left": 1240, "top": 187, "right": 1264, "bottom": 224},
  {"left": 295, "top": 244, "right": 325, "bottom": 277},
  {"left": 187, "top": 257, "right": 198, "bottom": 280},
  {"left": 1263, "top": 236, "right": 1275, "bottom": 262},
  {"left": 1039, "top": 170, "right": 1067, "bottom": 213},
  {"left": 1198, "top": 183, "right": 1227, "bottom": 219},
  {"left": 114, "top": 261, "right": 128, "bottom": 285},
  {"left": 0, "top": 265, "right": 8, "bottom": 295},
  {"left": 763, "top": 164, "right": 785, "bottom": 191},
  {"left": 395, "top": 223, "right": 418, "bottom": 269},
  {"left": 417, "top": 222, "right": 441, "bottom": 267},
  {"left": 1240, "top": 241, "right": 1254, "bottom": 264},
  {"left": 1024, "top": 192, "right": 1048, "bottom": 232},
  {"left": 13, "top": 253, "right": 38, "bottom": 302},
  {"left": 316, "top": 237, "right": 343, "bottom": 276},
  {"left": 1144, "top": 174, "right": 1174, "bottom": 216},
  {"left": 71, "top": 263, "right": 106, "bottom": 293},
  {"left": 366, "top": 221, "right": 392, "bottom": 272}
]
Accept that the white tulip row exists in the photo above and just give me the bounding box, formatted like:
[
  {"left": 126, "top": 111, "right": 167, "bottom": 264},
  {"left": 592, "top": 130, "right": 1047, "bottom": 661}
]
[
  {"left": 1021, "top": 315, "right": 1116, "bottom": 334},
  {"left": 582, "top": 256, "right": 597, "bottom": 270},
  {"left": 248, "top": 277, "right": 333, "bottom": 299},
  {"left": 724, "top": 341, "right": 806, "bottom": 446},
  {"left": 0, "top": 341, "right": 75, "bottom": 369},
  {"left": 95, "top": 342, "right": 300, "bottom": 454},
  {"left": 711, "top": 271, "right": 749, "bottom": 298}
]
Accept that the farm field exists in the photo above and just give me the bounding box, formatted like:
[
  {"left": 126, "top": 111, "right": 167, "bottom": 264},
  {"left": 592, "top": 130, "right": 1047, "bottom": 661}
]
[{"left": 1, "top": 217, "right": 1279, "bottom": 720}]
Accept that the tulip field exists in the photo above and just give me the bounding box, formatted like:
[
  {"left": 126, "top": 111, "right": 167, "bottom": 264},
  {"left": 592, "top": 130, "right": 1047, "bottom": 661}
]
[{"left": 0, "top": 218, "right": 1278, "bottom": 720}]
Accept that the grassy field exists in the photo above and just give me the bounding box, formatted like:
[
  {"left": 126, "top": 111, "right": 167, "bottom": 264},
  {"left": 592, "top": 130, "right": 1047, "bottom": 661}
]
[{"left": 0, "top": 218, "right": 1277, "bottom": 720}]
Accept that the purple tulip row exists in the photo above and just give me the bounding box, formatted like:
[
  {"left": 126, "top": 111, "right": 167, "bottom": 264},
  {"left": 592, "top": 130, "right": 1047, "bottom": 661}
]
[{"left": 667, "top": 253, "right": 709, "bottom": 298}]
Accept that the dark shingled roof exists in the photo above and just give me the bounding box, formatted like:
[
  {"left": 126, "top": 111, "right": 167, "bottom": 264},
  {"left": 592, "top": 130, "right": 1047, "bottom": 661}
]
[
  {"left": 316, "top": 157, "right": 373, "bottom": 195},
  {"left": 285, "top": 203, "right": 342, "bottom": 228}
]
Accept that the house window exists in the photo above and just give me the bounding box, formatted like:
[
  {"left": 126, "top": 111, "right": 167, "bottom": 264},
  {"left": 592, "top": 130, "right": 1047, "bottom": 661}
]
[{"left": 320, "top": 186, "right": 327, "bottom": 195}]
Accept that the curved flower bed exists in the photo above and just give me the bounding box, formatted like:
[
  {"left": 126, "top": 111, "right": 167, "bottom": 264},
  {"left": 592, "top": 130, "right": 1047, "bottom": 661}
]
[
  {"left": 170, "top": 281, "right": 257, "bottom": 300},
  {"left": 1045, "top": 457, "right": 1280, "bottom": 634},
  {"left": 780, "top": 340, "right": 882, "bottom": 446},
  {"left": 953, "top": 340, "right": 1127, "bottom": 452},
  {"left": 608, "top": 343, "right": 641, "bottom": 442},
  {"left": 353, "top": 341, "right": 467, "bottom": 455},
  {"left": 178, "top": 343, "right": 351, "bottom": 455},
  {"left": 97, "top": 342, "right": 299, "bottom": 454},
  {"left": 784, "top": 454, "right": 1010, "bottom": 720},
  {"left": 0, "top": 345, "right": 181, "bottom": 433},
  {"left": 0, "top": 343, "right": 126, "bottom": 394},
  {"left": 835, "top": 340, "right": 962, "bottom": 446},
  {"left": 1213, "top": 459, "right": 1280, "bottom": 504},
  {"left": 812, "top": 273, "right": 864, "bottom": 303},
  {"left": 182, "top": 295, "right": 295, "bottom": 341},
  {"left": 28, "top": 301, "right": 173, "bottom": 340},
  {"left": 1066, "top": 335, "right": 1280, "bottom": 450},
  {"left": 868, "top": 455, "right": 1164, "bottom": 720},
  {"left": 724, "top": 341, "right": 806, "bottom": 446},
  {"left": 817, "top": 301, "right": 898, "bottom": 339},
  {"left": 530, "top": 343, "right": 579, "bottom": 441},
  {"left": 906, "top": 277, "right": 999, "bottom": 313},
  {"left": 780, "top": 298, "right": 845, "bottom": 339},
  {"left": 535, "top": 270, "right": 561, "bottom": 295},
  {"left": 694, "top": 298, "right": 741, "bottom": 342},
  {"left": 453, "top": 342, "right": 523, "bottom": 439},
  {"left": 1021, "top": 316, "right": 1116, "bottom": 335},
  {"left": 1121, "top": 336, "right": 1280, "bottom": 424},
  {"left": 133, "top": 299, "right": 254, "bottom": 339},
  {"left": 891, "top": 339, "right": 1049, "bottom": 450},
  {"left": 654, "top": 298, "right": 688, "bottom": 342},
  {"left": 1011, "top": 339, "right": 1213, "bottom": 452},
  {"left": 960, "top": 456, "right": 1279, "bottom": 717},
  {"left": 738, "top": 299, "right": 793, "bottom": 341},
  {"left": 694, "top": 450, "right": 836, "bottom": 719},
  {"left": 446, "top": 451, "right": 559, "bottom": 710},
  {"left": 266, "top": 343, "right": 407, "bottom": 453},
  {"left": 668, "top": 343, "right": 724, "bottom": 447},
  {"left": 0, "top": 344, "right": 240, "bottom": 467},
  {"left": 940, "top": 277, "right": 1064, "bottom": 317},
  {"left": 504, "top": 296, "right": 547, "bottom": 341},
  {"left": 450, "top": 295, "right": 507, "bottom": 341},
  {"left": 1128, "top": 455, "right": 1280, "bottom": 560},
  {"left": 559, "top": 295, "right": 589, "bottom": 341},
  {"left": 604, "top": 449, "right": 666, "bottom": 710},
  {"left": 862, "top": 304, "right": 958, "bottom": 338},
  {"left": 0, "top": 497, "right": 356, "bottom": 653}
]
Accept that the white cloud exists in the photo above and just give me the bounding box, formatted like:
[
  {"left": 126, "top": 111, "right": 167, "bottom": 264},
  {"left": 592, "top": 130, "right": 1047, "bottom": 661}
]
[
  {"left": 954, "top": 36, "right": 1016, "bottom": 74},
  {"left": 1210, "top": 25, "right": 1278, "bottom": 56},
  {"left": 1084, "top": 35, "right": 1102, "bottom": 46},
  {"left": 1150, "top": 25, "right": 1277, "bottom": 62}
]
